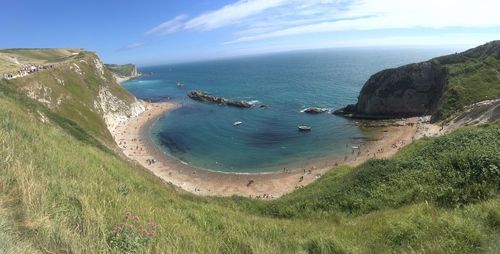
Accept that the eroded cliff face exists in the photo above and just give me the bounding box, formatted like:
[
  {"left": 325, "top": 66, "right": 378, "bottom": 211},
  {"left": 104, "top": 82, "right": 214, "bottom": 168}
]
[
  {"left": 444, "top": 99, "right": 500, "bottom": 131},
  {"left": 353, "top": 61, "right": 447, "bottom": 118},
  {"left": 94, "top": 86, "right": 144, "bottom": 131}
]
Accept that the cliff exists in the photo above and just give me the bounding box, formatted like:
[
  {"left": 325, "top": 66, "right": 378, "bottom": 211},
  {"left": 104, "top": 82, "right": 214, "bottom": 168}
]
[
  {"left": 0, "top": 49, "right": 144, "bottom": 144},
  {"left": 105, "top": 63, "right": 140, "bottom": 83},
  {"left": 335, "top": 40, "right": 500, "bottom": 121}
]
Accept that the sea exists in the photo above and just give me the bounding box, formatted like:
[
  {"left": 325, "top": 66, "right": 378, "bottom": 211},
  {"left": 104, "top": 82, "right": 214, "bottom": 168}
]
[{"left": 123, "top": 47, "right": 457, "bottom": 173}]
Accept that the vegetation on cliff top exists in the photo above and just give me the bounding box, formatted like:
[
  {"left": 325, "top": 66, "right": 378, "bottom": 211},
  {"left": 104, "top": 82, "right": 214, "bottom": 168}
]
[
  {"left": 433, "top": 40, "right": 500, "bottom": 120},
  {"left": 105, "top": 64, "right": 138, "bottom": 78},
  {"left": 0, "top": 48, "right": 83, "bottom": 72},
  {"left": 342, "top": 40, "right": 500, "bottom": 121}
]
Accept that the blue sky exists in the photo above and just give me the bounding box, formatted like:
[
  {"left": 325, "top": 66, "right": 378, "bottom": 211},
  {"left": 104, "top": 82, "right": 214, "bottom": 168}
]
[{"left": 2, "top": 0, "right": 500, "bottom": 65}]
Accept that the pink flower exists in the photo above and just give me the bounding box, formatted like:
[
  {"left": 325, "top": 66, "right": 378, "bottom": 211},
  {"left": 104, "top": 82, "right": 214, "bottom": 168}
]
[{"left": 124, "top": 211, "right": 132, "bottom": 219}]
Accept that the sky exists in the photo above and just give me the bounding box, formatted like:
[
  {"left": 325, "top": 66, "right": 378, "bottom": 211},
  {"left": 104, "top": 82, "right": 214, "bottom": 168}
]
[{"left": 2, "top": 0, "right": 500, "bottom": 65}]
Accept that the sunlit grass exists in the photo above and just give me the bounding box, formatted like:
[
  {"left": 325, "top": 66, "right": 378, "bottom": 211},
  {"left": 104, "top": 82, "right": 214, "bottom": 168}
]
[{"left": 0, "top": 80, "right": 499, "bottom": 253}]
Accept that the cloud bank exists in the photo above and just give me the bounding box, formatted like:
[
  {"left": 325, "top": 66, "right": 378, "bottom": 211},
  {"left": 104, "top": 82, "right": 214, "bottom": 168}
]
[{"left": 144, "top": 0, "right": 500, "bottom": 45}]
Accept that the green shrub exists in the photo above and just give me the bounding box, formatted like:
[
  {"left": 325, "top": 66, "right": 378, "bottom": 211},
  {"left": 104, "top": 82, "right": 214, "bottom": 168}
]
[
  {"left": 486, "top": 209, "right": 500, "bottom": 229},
  {"left": 107, "top": 212, "right": 156, "bottom": 253}
]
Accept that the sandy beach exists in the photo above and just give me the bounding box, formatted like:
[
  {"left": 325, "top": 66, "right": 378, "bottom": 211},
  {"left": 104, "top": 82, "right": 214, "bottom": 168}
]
[{"left": 111, "top": 101, "right": 444, "bottom": 199}]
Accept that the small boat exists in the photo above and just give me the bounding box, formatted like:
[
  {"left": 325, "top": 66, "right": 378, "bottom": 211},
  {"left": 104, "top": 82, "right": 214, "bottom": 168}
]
[
  {"left": 176, "top": 82, "right": 185, "bottom": 87},
  {"left": 298, "top": 125, "right": 312, "bottom": 131},
  {"left": 233, "top": 121, "right": 243, "bottom": 126},
  {"left": 351, "top": 146, "right": 360, "bottom": 149}
]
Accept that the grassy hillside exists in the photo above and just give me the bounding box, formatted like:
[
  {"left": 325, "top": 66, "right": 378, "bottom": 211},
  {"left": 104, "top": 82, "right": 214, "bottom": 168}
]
[
  {"left": 432, "top": 41, "right": 500, "bottom": 120},
  {"left": 1, "top": 50, "right": 137, "bottom": 145},
  {"left": 0, "top": 77, "right": 499, "bottom": 253},
  {"left": 0, "top": 47, "right": 499, "bottom": 253},
  {"left": 0, "top": 48, "right": 83, "bottom": 72},
  {"left": 247, "top": 123, "right": 499, "bottom": 218}
]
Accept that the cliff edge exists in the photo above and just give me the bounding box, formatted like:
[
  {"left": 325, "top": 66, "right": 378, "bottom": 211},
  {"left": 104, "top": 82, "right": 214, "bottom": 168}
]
[
  {"left": 105, "top": 63, "right": 140, "bottom": 83},
  {"left": 335, "top": 40, "right": 500, "bottom": 122},
  {"left": 0, "top": 49, "right": 144, "bottom": 144}
]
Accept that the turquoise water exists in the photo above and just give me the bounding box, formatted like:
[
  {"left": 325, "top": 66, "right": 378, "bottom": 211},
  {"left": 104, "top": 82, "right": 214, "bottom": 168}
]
[{"left": 123, "top": 48, "right": 453, "bottom": 173}]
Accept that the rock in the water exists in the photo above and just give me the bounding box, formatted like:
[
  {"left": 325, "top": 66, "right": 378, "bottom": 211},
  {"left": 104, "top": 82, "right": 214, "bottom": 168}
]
[
  {"left": 302, "top": 107, "right": 329, "bottom": 114},
  {"left": 187, "top": 90, "right": 253, "bottom": 108}
]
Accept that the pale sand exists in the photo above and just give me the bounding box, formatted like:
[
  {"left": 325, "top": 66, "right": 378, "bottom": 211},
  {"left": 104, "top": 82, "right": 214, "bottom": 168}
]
[{"left": 111, "top": 101, "right": 444, "bottom": 199}]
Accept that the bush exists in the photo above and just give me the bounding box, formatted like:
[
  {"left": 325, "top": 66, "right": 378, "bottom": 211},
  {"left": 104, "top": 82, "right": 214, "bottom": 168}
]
[
  {"left": 486, "top": 209, "right": 500, "bottom": 229},
  {"left": 107, "top": 211, "right": 156, "bottom": 253}
]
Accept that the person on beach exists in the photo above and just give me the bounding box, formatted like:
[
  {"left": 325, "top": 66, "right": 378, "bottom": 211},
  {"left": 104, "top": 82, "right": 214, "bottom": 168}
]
[{"left": 247, "top": 180, "right": 254, "bottom": 187}]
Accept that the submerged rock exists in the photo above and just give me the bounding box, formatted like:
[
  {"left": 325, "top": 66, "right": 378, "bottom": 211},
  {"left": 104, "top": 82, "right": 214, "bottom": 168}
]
[{"left": 187, "top": 90, "right": 253, "bottom": 108}]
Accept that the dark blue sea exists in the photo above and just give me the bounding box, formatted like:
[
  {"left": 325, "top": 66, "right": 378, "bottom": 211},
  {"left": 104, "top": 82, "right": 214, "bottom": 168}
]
[{"left": 123, "top": 47, "right": 455, "bottom": 173}]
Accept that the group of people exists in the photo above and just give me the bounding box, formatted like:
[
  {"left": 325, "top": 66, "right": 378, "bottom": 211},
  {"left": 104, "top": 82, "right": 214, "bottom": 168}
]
[
  {"left": 2, "top": 64, "right": 53, "bottom": 80},
  {"left": 256, "top": 193, "right": 274, "bottom": 199},
  {"left": 146, "top": 158, "right": 156, "bottom": 166}
]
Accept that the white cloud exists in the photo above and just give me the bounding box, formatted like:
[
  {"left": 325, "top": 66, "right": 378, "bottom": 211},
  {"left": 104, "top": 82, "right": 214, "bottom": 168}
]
[
  {"left": 128, "top": 42, "right": 144, "bottom": 48},
  {"left": 144, "top": 0, "right": 289, "bottom": 36},
  {"left": 144, "top": 0, "right": 500, "bottom": 45},
  {"left": 145, "top": 14, "right": 188, "bottom": 36},
  {"left": 118, "top": 42, "right": 145, "bottom": 51},
  {"left": 184, "top": 0, "right": 289, "bottom": 31},
  {"left": 224, "top": 0, "right": 500, "bottom": 44}
]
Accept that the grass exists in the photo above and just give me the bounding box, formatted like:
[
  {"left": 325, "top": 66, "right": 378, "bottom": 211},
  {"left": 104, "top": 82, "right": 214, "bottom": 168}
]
[
  {"left": 0, "top": 47, "right": 498, "bottom": 253},
  {"left": 248, "top": 122, "right": 500, "bottom": 218},
  {"left": 432, "top": 41, "right": 500, "bottom": 120},
  {"left": 0, "top": 79, "right": 499, "bottom": 253},
  {"left": 0, "top": 48, "right": 82, "bottom": 72},
  {"left": 2, "top": 51, "right": 135, "bottom": 144}
]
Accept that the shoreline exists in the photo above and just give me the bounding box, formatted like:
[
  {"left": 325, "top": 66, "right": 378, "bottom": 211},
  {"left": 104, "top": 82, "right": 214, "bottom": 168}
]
[{"left": 112, "top": 101, "right": 444, "bottom": 199}]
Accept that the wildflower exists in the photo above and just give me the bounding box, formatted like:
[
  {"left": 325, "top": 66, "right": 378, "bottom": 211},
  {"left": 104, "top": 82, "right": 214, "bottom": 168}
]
[{"left": 124, "top": 211, "right": 132, "bottom": 220}]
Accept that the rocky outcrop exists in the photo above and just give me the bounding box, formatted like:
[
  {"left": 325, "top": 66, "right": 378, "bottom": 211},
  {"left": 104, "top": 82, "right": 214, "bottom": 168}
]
[
  {"left": 335, "top": 40, "right": 500, "bottom": 121},
  {"left": 335, "top": 61, "right": 447, "bottom": 119},
  {"left": 187, "top": 90, "right": 253, "bottom": 108},
  {"left": 94, "top": 86, "right": 145, "bottom": 131},
  {"left": 444, "top": 99, "right": 500, "bottom": 131},
  {"left": 301, "top": 107, "right": 329, "bottom": 114}
]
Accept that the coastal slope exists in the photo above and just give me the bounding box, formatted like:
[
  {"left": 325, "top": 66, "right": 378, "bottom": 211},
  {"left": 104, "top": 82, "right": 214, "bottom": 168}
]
[
  {"left": 0, "top": 49, "right": 144, "bottom": 145},
  {"left": 0, "top": 48, "right": 499, "bottom": 253},
  {"left": 336, "top": 40, "right": 500, "bottom": 121}
]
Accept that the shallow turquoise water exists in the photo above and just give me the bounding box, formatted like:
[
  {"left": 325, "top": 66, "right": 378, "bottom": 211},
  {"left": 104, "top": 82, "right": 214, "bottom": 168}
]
[{"left": 123, "top": 48, "right": 454, "bottom": 173}]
